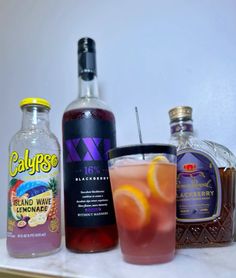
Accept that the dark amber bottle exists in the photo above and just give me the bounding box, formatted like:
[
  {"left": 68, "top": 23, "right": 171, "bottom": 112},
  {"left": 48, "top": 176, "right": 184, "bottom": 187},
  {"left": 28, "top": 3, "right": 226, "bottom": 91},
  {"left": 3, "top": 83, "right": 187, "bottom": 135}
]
[{"left": 169, "top": 106, "right": 236, "bottom": 248}]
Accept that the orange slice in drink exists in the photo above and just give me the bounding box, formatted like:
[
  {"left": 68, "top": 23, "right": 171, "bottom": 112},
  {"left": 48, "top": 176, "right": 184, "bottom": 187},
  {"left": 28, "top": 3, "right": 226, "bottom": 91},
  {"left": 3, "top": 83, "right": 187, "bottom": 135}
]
[
  {"left": 147, "top": 156, "right": 176, "bottom": 203},
  {"left": 113, "top": 185, "right": 150, "bottom": 231}
]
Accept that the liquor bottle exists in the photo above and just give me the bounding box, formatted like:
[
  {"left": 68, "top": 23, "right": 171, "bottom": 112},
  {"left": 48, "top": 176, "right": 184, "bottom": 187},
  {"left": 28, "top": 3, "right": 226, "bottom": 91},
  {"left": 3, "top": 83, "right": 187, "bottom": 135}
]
[
  {"left": 169, "top": 106, "right": 236, "bottom": 248},
  {"left": 62, "top": 37, "right": 118, "bottom": 252},
  {"left": 7, "top": 98, "right": 61, "bottom": 257}
]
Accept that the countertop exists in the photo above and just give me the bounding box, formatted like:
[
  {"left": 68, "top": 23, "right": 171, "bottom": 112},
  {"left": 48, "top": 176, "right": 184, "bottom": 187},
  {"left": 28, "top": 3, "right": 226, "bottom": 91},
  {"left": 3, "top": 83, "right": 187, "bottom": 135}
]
[{"left": 0, "top": 238, "right": 236, "bottom": 278}]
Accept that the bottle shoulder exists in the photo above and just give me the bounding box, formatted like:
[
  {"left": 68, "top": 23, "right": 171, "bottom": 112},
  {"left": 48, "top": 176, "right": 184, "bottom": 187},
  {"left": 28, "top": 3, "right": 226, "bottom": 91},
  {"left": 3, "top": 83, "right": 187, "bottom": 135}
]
[
  {"left": 63, "top": 99, "right": 115, "bottom": 123},
  {"left": 9, "top": 129, "right": 60, "bottom": 152},
  {"left": 202, "top": 140, "right": 236, "bottom": 168},
  {"left": 170, "top": 135, "right": 236, "bottom": 168},
  {"left": 64, "top": 97, "right": 112, "bottom": 113}
]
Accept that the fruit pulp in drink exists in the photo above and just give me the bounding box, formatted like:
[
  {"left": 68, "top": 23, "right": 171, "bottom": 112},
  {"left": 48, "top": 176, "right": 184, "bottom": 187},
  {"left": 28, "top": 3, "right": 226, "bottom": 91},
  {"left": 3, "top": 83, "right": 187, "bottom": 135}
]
[{"left": 109, "top": 160, "right": 176, "bottom": 264}]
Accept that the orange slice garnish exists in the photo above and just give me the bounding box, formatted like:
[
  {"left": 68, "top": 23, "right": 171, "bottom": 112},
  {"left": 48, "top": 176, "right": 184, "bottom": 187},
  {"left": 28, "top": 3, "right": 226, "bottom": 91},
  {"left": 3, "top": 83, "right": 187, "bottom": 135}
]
[
  {"left": 113, "top": 185, "right": 150, "bottom": 231},
  {"left": 147, "top": 156, "right": 176, "bottom": 203}
]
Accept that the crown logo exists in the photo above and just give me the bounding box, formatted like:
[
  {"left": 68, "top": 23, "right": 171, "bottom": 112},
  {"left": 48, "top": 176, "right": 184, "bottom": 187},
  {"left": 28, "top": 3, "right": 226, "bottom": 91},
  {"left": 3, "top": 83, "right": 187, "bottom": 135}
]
[{"left": 183, "top": 163, "right": 196, "bottom": 172}]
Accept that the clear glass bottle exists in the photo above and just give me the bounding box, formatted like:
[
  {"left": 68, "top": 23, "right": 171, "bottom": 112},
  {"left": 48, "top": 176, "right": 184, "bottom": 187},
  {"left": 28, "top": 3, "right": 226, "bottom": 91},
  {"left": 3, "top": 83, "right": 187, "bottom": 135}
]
[
  {"left": 62, "top": 37, "right": 118, "bottom": 252},
  {"left": 169, "top": 106, "right": 236, "bottom": 248},
  {"left": 7, "top": 98, "right": 61, "bottom": 257}
]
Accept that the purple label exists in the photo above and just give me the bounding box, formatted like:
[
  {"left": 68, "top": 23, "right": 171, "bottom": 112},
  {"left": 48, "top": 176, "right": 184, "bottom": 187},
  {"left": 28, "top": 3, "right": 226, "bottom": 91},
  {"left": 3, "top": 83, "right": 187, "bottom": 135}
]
[
  {"left": 65, "top": 137, "right": 111, "bottom": 162},
  {"left": 177, "top": 150, "right": 221, "bottom": 222},
  {"left": 63, "top": 116, "right": 116, "bottom": 228},
  {"left": 171, "top": 123, "right": 193, "bottom": 134}
]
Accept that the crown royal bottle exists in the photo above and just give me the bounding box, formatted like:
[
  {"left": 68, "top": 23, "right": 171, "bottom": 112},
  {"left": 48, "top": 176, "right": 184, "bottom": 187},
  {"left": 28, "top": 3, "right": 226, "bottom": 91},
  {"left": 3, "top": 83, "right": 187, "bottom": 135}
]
[
  {"left": 7, "top": 98, "right": 61, "bottom": 257},
  {"left": 62, "top": 38, "right": 118, "bottom": 252},
  {"left": 169, "top": 106, "right": 236, "bottom": 248}
]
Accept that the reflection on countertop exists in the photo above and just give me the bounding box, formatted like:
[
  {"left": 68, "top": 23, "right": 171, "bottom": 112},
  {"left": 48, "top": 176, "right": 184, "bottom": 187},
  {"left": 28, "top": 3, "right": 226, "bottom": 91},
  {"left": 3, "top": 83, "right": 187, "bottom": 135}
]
[{"left": 0, "top": 237, "right": 236, "bottom": 278}]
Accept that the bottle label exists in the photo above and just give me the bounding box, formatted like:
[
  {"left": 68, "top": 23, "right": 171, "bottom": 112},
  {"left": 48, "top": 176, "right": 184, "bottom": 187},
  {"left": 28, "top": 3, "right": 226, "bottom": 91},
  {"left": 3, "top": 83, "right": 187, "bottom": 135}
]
[
  {"left": 7, "top": 149, "right": 61, "bottom": 239},
  {"left": 171, "top": 123, "right": 193, "bottom": 134},
  {"left": 63, "top": 116, "right": 116, "bottom": 228},
  {"left": 177, "top": 150, "right": 222, "bottom": 222}
]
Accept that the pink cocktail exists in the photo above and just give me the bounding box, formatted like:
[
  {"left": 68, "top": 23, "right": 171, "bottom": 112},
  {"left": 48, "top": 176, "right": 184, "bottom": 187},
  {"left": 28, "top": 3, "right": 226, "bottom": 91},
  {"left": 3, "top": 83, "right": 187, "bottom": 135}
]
[{"left": 108, "top": 144, "right": 176, "bottom": 264}]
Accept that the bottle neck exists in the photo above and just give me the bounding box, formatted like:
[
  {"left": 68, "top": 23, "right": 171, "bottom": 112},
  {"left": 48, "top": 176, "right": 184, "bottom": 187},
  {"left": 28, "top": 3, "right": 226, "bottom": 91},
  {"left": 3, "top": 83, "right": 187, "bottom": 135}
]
[
  {"left": 21, "top": 105, "right": 50, "bottom": 131},
  {"left": 78, "top": 75, "right": 99, "bottom": 99},
  {"left": 170, "top": 119, "right": 194, "bottom": 136},
  {"left": 78, "top": 46, "right": 99, "bottom": 99}
]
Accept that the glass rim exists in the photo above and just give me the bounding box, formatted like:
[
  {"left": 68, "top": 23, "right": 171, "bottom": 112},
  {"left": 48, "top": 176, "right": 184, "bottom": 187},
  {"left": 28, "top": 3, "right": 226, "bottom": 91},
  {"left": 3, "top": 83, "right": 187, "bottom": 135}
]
[{"left": 108, "top": 144, "right": 176, "bottom": 160}]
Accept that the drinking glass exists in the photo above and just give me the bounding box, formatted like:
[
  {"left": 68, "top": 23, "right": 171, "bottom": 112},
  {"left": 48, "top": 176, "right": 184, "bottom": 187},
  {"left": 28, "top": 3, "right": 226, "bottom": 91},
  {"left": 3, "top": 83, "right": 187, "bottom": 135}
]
[{"left": 108, "top": 144, "right": 176, "bottom": 264}]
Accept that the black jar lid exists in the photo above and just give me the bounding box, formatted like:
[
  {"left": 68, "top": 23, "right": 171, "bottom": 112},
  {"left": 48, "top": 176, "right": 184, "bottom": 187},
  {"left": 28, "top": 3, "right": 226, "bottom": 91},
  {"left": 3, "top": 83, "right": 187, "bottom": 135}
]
[{"left": 108, "top": 144, "right": 176, "bottom": 160}]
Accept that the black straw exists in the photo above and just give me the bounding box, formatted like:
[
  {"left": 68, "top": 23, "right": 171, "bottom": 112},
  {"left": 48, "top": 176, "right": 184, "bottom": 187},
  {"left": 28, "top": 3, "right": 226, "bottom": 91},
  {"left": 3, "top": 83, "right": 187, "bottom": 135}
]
[{"left": 135, "top": 106, "right": 145, "bottom": 159}]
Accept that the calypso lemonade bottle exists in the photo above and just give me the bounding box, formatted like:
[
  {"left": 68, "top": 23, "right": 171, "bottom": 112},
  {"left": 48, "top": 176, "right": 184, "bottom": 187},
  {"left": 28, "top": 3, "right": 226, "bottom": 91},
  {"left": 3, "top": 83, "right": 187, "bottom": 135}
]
[{"left": 7, "top": 98, "right": 61, "bottom": 257}]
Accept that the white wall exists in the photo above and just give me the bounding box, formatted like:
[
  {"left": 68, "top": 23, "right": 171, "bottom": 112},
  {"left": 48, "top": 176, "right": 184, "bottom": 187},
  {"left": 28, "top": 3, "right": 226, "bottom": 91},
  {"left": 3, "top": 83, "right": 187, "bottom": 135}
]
[{"left": 1, "top": 0, "right": 236, "bottom": 237}]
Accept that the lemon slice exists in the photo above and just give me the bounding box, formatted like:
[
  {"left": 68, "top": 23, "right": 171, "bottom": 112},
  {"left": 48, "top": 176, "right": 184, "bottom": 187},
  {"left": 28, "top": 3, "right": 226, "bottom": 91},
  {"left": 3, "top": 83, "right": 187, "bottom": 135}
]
[
  {"left": 113, "top": 185, "right": 150, "bottom": 230},
  {"left": 151, "top": 155, "right": 169, "bottom": 163},
  {"left": 28, "top": 217, "right": 38, "bottom": 227},
  {"left": 35, "top": 213, "right": 47, "bottom": 224},
  {"left": 147, "top": 155, "right": 176, "bottom": 202},
  {"left": 28, "top": 213, "right": 47, "bottom": 227}
]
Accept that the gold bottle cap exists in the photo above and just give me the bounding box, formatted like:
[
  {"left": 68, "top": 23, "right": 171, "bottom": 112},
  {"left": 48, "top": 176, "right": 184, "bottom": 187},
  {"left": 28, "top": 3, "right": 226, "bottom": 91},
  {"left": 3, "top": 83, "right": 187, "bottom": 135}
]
[{"left": 169, "top": 106, "right": 192, "bottom": 122}]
